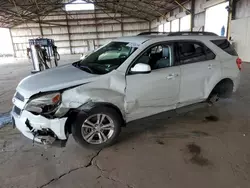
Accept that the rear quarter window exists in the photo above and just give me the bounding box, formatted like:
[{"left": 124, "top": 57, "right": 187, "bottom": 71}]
[{"left": 211, "top": 39, "right": 238, "bottom": 56}]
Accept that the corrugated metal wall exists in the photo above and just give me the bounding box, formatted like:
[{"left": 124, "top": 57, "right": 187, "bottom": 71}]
[
  {"left": 11, "top": 10, "right": 150, "bottom": 57},
  {"left": 150, "top": 2, "right": 192, "bottom": 31},
  {"left": 149, "top": 0, "right": 228, "bottom": 32}
]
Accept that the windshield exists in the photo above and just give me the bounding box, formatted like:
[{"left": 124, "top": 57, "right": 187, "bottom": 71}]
[{"left": 74, "top": 41, "right": 138, "bottom": 74}]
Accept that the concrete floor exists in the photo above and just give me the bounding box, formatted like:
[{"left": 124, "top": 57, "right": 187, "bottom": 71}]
[{"left": 0, "top": 56, "right": 250, "bottom": 188}]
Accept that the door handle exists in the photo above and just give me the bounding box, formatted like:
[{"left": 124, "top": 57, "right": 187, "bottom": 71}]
[
  {"left": 208, "top": 64, "right": 213, "bottom": 69},
  {"left": 167, "top": 73, "right": 178, "bottom": 80}
]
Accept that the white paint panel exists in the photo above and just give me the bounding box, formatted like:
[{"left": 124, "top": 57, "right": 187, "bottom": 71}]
[
  {"left": 97, "top": 38, "right": 113, "bottom": 45},
  {"left": 195, "top": 0, "right": 206, "bottom": 14},
  {"left": 13, "top": 36, "right": 33, "bottom": 43},
  {"left": 171, "top": 19, "right": 180, "bottom": 32},
  {"left": 122, "top": 18, "right": 144, "bottom": 22},
  {"left": 98, "top": 32, "right": 121, "bottom": 39},
  {"left": 69, "top": 14, "right": 95, "bottom": 19},
  {"left": 96, "top": 13, "right": 121, "bottom": 18},
  {"left": 44, "top": 35, "right": 69, "bottom": 41},
  {"left": 96, "top": 20, "right": 120, "bottom": 24},
  {"left": 14, "top": 23, "right": 39, "bottom": 28},
  {"left": 41, "top": 22, "right": 66, "bottom": 25},
  {"left": 11, "top": 28, "right": 41, "bottom": 36},
  {"left": 231, "top": 17, "right": 250, "bottom": 61},
  {"left": 194, "top": 12, "right": 205, "bottom": 31},
  {"left": 71, "top": 40, "right": 88, "bottom": 46},
  {"left": 70, "top": 25, "right": 96, "bottom": 33},
  {"left": 123, "top": 23, "right": 149, "bottom": 30},
  {"left": 123, "top": 31, "right": 142, "bottom": 36},
  {"left": 44, "top": 15, "right": 66, "bottom": 20},
  {"left": 68, "top": 20, "right": 96, "bottom": 25},
  {"left": 158, "top": 24, "right": 164, "bottom": 32},
  {"left": 72, "top": 47, "right": 89, "bottom": 54},
  {"left": 52, "top": 27, "right": 68, "bottom": 34},
  {"left": 180, "top": 15, "right": 191, "bottom": 31},
  {"left": 70, "top": 33, "right": 97, "bottom": 40},
  {"left": 97, "top": 24, "right": 121, "bottom": 32},
  {"left": 57, "top": 48, "right": 71, "bottom": 54},
  {"left": 15, "top": 50, "right": 26, "bottom": 57},
  {"left": 42, "top": 27, "right": 52, "bottom": 35},
  {"left": 164, "top": 22, "right": 171, "bottom": 32},
  {"left": 184, "top": 2, "right": 191, "bottom": 9},
  {"left": 56, "top": 41, "right": 70, "bottom": 48}
]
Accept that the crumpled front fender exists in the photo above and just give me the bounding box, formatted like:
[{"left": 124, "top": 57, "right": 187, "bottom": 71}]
[{"left": 59, "top": 71, "right": 127, "bottom": 120}]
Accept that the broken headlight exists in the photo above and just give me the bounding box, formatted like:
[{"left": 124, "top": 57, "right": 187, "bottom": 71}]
[{"left": 25, "top": 92, "right": 61, "bottom": 115}]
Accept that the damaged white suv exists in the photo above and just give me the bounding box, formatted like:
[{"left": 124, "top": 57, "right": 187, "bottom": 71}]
[{"left": 12, "top": 32, "right": 241, "bottom": 149}]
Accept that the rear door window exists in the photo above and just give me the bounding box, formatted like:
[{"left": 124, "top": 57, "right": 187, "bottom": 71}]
[
  {"left": 211, "top": 39, "right": 238, "bottom": 56},
  {"left": 177, "top": 42, "right": 215, "bottom": 65}
]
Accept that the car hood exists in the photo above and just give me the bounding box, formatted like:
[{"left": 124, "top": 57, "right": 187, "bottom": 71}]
[{"left": 17, "top": 64, "right": 99, "bottom": 98}]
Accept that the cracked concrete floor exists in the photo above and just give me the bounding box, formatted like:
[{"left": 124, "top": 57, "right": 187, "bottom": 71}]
[{"left": 0, "top": 57, "right": 250, "bottom": 188}]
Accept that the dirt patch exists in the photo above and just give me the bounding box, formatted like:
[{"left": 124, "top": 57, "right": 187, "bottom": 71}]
[
  {"left": 190, "top": 155, "right": 210, "bottom": 166},
  {"left": 186, "top": 143, "right": 211, "bottom": 166},
  {"left": 205, "top": 115, "right": 219, "bottom": 122},
  {"left": 156, "top": 140, "right": 165, "bottom": 145},
  {"left": 191, "top": 131, "right": 210, "bottom": 137}
]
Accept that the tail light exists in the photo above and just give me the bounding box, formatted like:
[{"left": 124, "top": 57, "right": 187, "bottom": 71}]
[{"left": 236, "top": 57, "right": 242, "bottom": 71}]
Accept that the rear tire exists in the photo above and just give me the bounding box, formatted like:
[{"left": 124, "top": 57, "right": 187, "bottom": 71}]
[
  {"left": 72, "top": 106, "right": 122, "bottom": 149},
  {"left": 207, "top": 79, "right": 234, "bottom": 104}
]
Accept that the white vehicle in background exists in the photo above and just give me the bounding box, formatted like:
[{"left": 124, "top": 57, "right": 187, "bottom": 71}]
[{"left": 12, "top": 32, "right": 241, "bottom": 149}]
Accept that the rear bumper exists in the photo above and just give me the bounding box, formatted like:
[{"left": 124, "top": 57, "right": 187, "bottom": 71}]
[{"left": 11, "top": 109, "right": 68, "bottom": 145}]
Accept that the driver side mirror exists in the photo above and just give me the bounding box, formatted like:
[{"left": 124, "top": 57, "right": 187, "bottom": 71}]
[{"left": 130, "top": 63, "right": 151, "bottom": 74}]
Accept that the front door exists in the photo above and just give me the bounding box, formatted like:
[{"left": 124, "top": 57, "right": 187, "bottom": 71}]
[{"left": 125, "top": 43, "right": 181, "bottom": 122}]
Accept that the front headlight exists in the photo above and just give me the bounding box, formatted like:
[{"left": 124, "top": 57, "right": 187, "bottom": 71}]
[{"left": 25, "top": 92, "right": 61, "bottom": 115}]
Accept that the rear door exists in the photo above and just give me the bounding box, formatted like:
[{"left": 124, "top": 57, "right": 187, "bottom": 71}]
[{"left": 176, "top": 41, "right": 221, "bottom": 107}]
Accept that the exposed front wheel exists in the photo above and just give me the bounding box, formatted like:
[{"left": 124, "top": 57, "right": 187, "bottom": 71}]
[{"left": 72, "top": 107, "right": 122, "bottom": 149}]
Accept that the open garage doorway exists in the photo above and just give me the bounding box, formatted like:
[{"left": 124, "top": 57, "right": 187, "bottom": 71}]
[
  {"left": 205, "top": 2, "right": 229, "bottom": 37},
  {"left": 0, "top": 28, "right": 14, "bottom": 57}
]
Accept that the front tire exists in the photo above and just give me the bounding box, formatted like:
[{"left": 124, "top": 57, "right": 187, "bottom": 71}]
[{"left": 72, "top": 106, "right": 122, "bottom": 149}]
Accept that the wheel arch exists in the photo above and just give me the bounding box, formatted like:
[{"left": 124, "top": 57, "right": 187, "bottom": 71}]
[
  {"left": 89, "top": 102, "right": 126, "bottom": 126},
  {"left": 64, "top": 102, "right": 126, "bottom": 135},
  {"left": 208, "top": 78, "right": 234, "bottom": 99}
]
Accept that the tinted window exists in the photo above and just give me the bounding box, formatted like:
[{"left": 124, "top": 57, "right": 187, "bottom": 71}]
[
  {"left": 204, "top": 45, "right": 216, "bottom": 60},
  {"left": 178, "top": 42, "right": 210, "bottom": 64},
  {"left": 211, "top": 39, "right": 238, "bottom": 56}
]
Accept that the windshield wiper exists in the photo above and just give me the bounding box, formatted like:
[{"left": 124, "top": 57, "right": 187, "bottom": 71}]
[{"left": 73, "top": 62, "right": 94, "bottom": 73}]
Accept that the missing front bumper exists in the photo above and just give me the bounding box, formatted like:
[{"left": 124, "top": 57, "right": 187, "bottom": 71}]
[{"left": 12, "top": 109, "right": 68, "bottom": 147}]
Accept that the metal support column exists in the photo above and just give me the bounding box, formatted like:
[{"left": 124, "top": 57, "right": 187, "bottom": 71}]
[
  {"left": 190, "top": 0, "right": 195, "bottom": 31},
  {"left": 38, "top": 17, "right": 43, "bottom": 37},
  {"left": 93, "top": 9, "right": 99, "bottom": 48},
  {"left": 121, "top": 13, "right": 124, "bottom": 36},
  {"left": 66, "top": 13, "right": 72, "bottom": 54},
  {"left": 227, "top": 0, "right": 234, "bottom": 39},
  {"left": 9, "top": 29, "right": 16, "bottom": 57},
  {"left": 149, "top": 21, "right": 151, "bottom": 32}
]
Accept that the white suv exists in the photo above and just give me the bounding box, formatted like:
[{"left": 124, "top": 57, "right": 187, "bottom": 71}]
[{"left": 12, "top": 32, "right": 241, "bottom": 149}]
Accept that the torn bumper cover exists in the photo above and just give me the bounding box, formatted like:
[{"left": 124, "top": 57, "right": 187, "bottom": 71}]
[{"left": 11, "top": 109, "right": 68, "bottom": 146}]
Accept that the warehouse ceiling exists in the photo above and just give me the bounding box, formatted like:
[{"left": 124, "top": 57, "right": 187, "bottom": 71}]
[{"left": 0, "top": 0, "right": 189, "bottom": 28}]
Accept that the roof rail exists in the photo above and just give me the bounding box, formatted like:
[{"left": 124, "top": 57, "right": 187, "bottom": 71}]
[
  {"left": 137, "top": 31, "right": 218, "bottom": 36},
  {"left": 168, "top": 32, "right": 218, "bottom": 36},
  {"left": 137, "top": 32, "right": 168, "bottom": 36}
]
